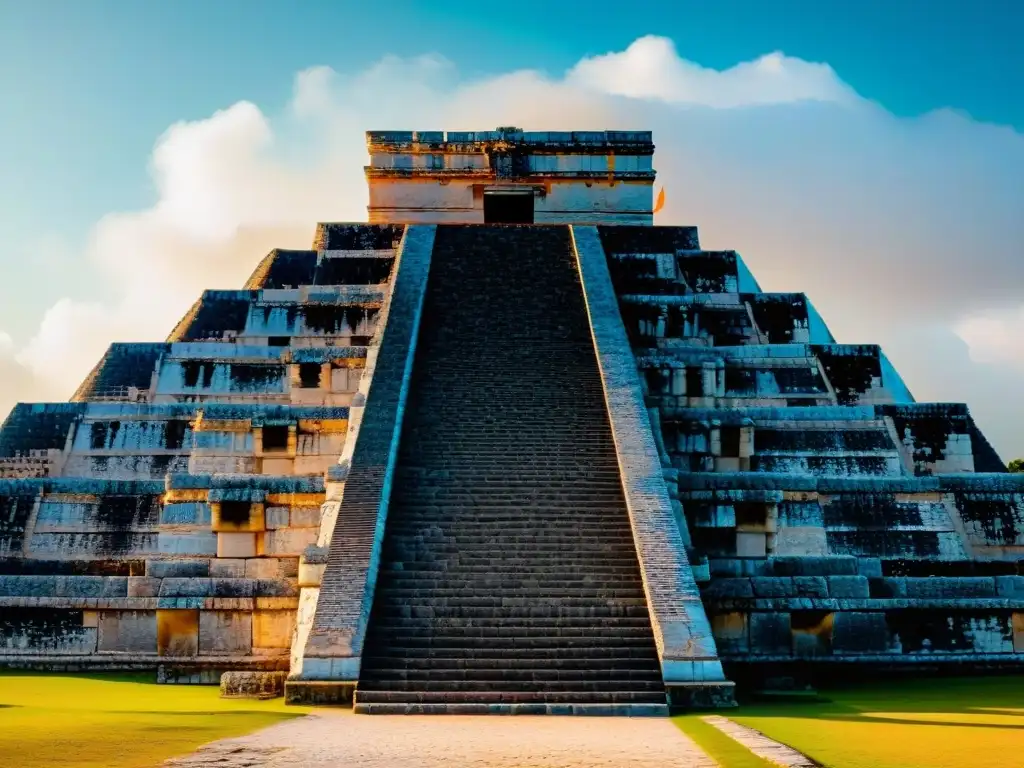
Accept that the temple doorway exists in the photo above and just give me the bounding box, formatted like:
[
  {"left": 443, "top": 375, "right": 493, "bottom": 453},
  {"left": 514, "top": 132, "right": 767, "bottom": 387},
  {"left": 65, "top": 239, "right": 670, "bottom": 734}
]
[{"left": 483, "top": 192, "right": 534, "bottom": 223}]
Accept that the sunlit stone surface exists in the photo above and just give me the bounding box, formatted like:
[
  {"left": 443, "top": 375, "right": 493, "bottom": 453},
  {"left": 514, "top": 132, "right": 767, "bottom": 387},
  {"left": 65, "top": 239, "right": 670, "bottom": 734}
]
[{"left": 1, "top": 129, "right": 1020, "bottom": 712}]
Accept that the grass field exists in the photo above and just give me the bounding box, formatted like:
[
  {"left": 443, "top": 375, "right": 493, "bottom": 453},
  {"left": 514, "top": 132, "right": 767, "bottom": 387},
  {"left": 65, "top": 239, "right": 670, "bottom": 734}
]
[
  {"left": 726, "top": 675, "right": 1024, "bottom": 768},
  {"left": 0, "top": 672, "right": 308, "bottom": 768}
]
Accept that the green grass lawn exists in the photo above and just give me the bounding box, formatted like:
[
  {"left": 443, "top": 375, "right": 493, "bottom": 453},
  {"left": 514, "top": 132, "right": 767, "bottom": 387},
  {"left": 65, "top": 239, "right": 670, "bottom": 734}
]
[
  {"left": 673, "top": 713, "right": 776, "bottom": 768},
  {"left": 721, "top": 675, "right": 1024, "bottom": 768},
  {"left": 0, "top": 672, "right": 309, "bottom": 768}
]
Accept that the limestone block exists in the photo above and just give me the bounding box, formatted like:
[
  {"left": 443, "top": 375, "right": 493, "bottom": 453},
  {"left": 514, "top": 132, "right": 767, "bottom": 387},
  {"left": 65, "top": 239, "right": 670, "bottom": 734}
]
[
  {"left": 160, "top": 503, "right": 211, "bottom": 526},
  {"left": 827, "top": 576, "right": 870, "bottom": 599},
  {"left": 160, "top": 578, "right": 213, "bottom": 598},
  {"left": 293, "top": 455, "right": 334, "bottom": 476},
  {"left": 748, "top": 612, "right": 791, "bottom": 655},
  {"left": 148, "top": 559, "right": 210, "bottom": 578},
  {"left": 995, "top": 576, "right": 1024, "bottom": 599},
  {"left": 703, "top": 578, "right": 753, "bottom": 598},
  {"left": 736, "top": 532, "right": 767, "bottom": 558},
  {"left": 53, "top": 576, "right": 129, "bottom": 598},
  {"left": 199, "top": 610, "right": 252, "bottom": 655},
  {"left": 157, "top": 609, "right": 199, "bottom": 657},
  {"left": 298, "top": 560, "right": 326, "bottom": 588},
  {"left": 832, "top": 612, "right": 889, "bottom": 655},
  {"left": 904, "top": 577, "right": 996, "bottom": 599},
  {"left": 218, "top": 532, "right": 257, "bottom": 558},
  {"left": 278, "top": 557, "right": 299, "bottom": 579},
  {"left": 289, "top": 506, "right": 322, "bottom": 528},
  {"left": 212, "top": 578, "right": 258, "bottom": 598},
  {"left": 159, "top": 532, "right": 218, "bottom": 556},
  {"left": 739, "top": 559, "right": 772, "bottom": 577},
  {"left": 769, "top": 555, "right": 858, "bottom": 576},
  {"left": 98, "top": 610, "right": 157, "bottom": 653},
  {"left": 261, "top": 457, "right": 294, "bottom": 475},
  {"left": 2, "top": 621, "right": 97, "bottom": 655},
  {"left": 245, "top": 558, "right": 285, "bottom": 579},
  {"left": 209, "top": 558, "right": 246, "bottom": 578},
  {"left": 256, "top": 578, "right": 298, "bottom": 597},
  {"left": 254, "top": 610, "right": 295, "bottom": 649},
  {"left": 872, "top": 578, "right": 907, "bottom": 598},
  {"left": 772, "top": 527, "right": 828, "bottom": 556},
  {"left": 264, "top": 507, "right": 290, "bottom": 529},
  {"left": 710, "top": 612, "right": 748, "bottom": 653},
  {"left": 856, "top": 558, "right": 883, "bottom": 578},
  {"left": 709, "top": 559, "right": 742, "bottom": 577},
  {"left": 792, "top": 577, "right": 829, "bottom": 598},
  {"left": 127, "top": 577, "right": 162, "bottom": 598},
  {"left": 220, "top": 671, "right": 287, "bottom": 699},
  {"left": 750, "top": 578, "right": 794, "bottom": 599},
  {"left": 262, "top": 528, "right": 317, "bottom": 556}
]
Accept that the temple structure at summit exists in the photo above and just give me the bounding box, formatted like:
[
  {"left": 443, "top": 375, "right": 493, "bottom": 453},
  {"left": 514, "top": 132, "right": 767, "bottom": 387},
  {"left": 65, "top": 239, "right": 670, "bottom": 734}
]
[{"left": 1, "top": 128, "right": 1021, "bottom": 715}]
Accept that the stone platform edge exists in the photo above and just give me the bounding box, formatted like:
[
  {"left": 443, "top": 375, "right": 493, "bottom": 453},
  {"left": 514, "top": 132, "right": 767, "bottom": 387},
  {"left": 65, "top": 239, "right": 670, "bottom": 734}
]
[
  {"left": 289, "top": 225, "right": 436, "bottom": 701},
  {"left": 571, "top": 225, "right": 734, "bottom": 707}
]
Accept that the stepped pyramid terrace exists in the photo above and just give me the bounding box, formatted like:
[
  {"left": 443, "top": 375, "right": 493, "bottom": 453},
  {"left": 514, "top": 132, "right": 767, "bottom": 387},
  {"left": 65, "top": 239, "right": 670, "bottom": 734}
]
[{"left": 2, "top": 127, "right": 1023, "bottom": 716}]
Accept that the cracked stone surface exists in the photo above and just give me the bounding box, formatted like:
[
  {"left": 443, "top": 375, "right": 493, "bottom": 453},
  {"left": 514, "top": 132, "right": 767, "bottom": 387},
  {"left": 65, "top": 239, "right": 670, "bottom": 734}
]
[{"left": 165, "top": 711, "right": 718, "bottom": 767}]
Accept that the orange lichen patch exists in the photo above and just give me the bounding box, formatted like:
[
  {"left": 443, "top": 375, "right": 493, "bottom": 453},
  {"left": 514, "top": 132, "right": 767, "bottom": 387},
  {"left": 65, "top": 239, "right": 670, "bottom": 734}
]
[
  {"left": 193, "top": 418, "right": 252, "bottom": 432},
  {"left": 297, "top": 419, "right": 348, "bottom": 434},
  {"left": 338, "top": 358, "right": 367, "bottom": 369},
  {"left": 265, "top": 493, "right": 324, "bottom": 507},
  {"left": 157, "top": 609, "right": 199, "bottom": 657},
  {"left": 164, "top": 489, "right": 208, "bottom": 504}
]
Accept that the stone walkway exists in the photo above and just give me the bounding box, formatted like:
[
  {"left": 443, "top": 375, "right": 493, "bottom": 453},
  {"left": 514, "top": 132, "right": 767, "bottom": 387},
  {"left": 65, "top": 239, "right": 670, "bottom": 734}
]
[
  {"left": 703, "top": 715, "right": 818, "bottom": 767},
  {"left": 165, "top": 711, "right": 718, "bottom": 767}
]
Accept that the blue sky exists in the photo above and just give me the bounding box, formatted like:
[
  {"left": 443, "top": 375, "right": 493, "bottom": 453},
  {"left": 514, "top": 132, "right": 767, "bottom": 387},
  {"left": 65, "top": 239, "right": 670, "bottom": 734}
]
[
  {"left": 0, "top": 1, "right": 1022, "bottom": 456},
  {"left": 2, "top": 0, "right": 1021, "bottom": 269}
]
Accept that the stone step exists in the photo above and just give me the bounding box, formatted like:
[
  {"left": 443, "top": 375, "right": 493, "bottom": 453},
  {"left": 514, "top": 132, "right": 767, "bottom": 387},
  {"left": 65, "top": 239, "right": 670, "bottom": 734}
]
[
  {"left": 353, "top": 690, "right": 668, "bottom": 705},
  {"left": 366, "top": 624, "right": 657, "bottom": 639},
  {"left": 364, "top": 651, "right": 659, "bottom": 663},
  {"left": 358, "top": 678, "right": 666, "bottom": 692},
  {"left": 353, "top": 701, "right": 670, "bottom": 715},
  {"left": 380, "top": 560, "right": 648, "bottom": 573},
  {"left": 376, "top": 589, "right": 647, "bottom": 601},
  {"left": 353, "top": 226, "right": 664, "bottom": 707},
  {"left": 384, "top": 537, "right": 637, "bottom": 549},
  {"left": 367, "top": 635, "right": 657, "bottom": 651},
  {"left": 375, "top": 578, "right": 646, "bottom": 592}
]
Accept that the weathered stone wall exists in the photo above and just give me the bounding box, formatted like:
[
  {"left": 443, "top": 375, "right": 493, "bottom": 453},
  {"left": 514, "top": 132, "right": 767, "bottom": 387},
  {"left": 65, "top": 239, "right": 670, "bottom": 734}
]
[
  {"left": 0, "top": 224, "right": 407, "bottom": 678},
  {"left": 598, "top": 223, "right": 1018, "bottom": 682}
]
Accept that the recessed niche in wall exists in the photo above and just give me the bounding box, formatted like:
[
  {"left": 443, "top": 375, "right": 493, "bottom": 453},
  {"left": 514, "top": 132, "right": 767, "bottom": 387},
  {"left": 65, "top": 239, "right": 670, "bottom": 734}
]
[{"left": 262, "top": 425, "right": 290, "bottom": 451}]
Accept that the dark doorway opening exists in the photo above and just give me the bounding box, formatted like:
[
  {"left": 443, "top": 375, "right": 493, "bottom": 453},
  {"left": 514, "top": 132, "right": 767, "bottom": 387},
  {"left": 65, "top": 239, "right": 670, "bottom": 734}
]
[{"left": 484, "top": 193, "right": 534, "bottom": 224}]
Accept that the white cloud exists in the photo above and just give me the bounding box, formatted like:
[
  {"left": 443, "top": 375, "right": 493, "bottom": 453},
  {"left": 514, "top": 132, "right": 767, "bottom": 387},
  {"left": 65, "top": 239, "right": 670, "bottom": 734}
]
[
  {"left": 955, "top": 308, "right": 1024, "bottom": 368},
  {"left": 1, "top": 35, "right": 1022, "bottom": 458},
  {"left": 567, "top": 36, "right": 859, "bottom": 107}
]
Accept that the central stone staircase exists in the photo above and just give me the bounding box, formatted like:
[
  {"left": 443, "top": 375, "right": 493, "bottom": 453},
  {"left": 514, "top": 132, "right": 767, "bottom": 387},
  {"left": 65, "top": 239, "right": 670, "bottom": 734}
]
[{"left": 354, "top": 225, "right": 668, "bottom": 714}]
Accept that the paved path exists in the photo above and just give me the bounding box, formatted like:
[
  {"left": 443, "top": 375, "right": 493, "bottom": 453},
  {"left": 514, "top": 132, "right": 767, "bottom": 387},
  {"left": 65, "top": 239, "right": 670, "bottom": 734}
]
[
  {"left": 165, "top": 711, "right": 718, "bottom": 768},
  {"left": 703, "top": 715, "right": 818, "bottom": 767}
]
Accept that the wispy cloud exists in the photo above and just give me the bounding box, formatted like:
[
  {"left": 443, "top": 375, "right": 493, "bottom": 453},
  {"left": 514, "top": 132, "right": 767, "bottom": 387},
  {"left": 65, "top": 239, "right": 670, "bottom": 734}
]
[{"left": 4, "top": 35, "right": 1022, "bottom": 456}]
